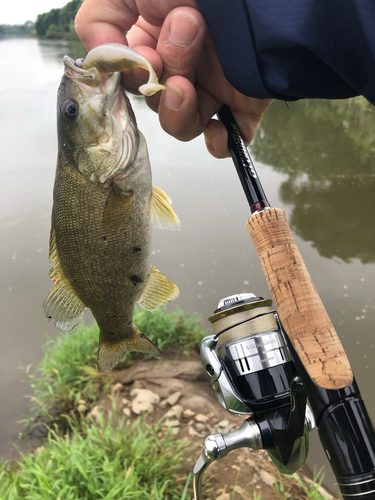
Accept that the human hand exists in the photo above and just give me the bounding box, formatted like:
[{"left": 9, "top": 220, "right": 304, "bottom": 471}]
[{"left": 75, "top": 0, "right": 272, "bottom": 158}]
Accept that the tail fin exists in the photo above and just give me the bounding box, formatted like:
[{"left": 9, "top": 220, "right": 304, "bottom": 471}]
[{"left": 97, "top": 330, "right": 161, "bottom": 373}]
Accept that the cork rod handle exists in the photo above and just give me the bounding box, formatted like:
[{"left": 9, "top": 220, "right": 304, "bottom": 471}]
[{"left": 247, "top": 208, "right": 353, "bottom": 390}]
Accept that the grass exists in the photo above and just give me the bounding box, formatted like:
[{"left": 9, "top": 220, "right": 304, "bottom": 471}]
[
  {"left": 274, "top": 469, "right": 329, "bottom": 500},
  {"left": 0, "top": 412, "right": 192, "bottom": 500},
  {"left": 20, "top": 306, "right": 207, "bottom": 433}
]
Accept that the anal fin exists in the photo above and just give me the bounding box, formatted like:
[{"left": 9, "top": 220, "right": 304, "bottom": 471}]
[{"left": 137, "top": 266, "right": 179, "bottom": 311}]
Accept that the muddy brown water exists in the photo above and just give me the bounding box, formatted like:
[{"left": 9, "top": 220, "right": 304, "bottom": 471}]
[{"left": 1, "top": 37, "right": 375, "bottom": 494}]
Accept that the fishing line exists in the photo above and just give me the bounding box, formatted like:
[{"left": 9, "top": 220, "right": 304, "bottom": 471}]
[{"left": 206, "top": 155, "right": 245, "bottom": 233}]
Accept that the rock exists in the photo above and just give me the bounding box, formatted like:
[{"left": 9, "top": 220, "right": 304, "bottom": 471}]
[
  {"left": 218, "top": 420, "right": 229, "bottom": 428},
  {"left": 260, "top": 469, "right": 275, "bottom": 486},
  {"left": 130, "top": 389, "right": 160, "bottom": 415},
  {"left": 188, "top": 426, "right": 205, "bottom": 438},
  {"left": 163, "top": 404, "right": 183, "bottom": 420},
  {"left": 234, "top": 485, "right": 248, "bottom": 497},
  {"left": 181, "top": 395, "right": 219, "bottom": 414},
  {"left": 245, "top": 457, "right": 257, "bottom": 469},
  {"left": 216, "top": 493, "right": 230, "bottom": 500},
  {"left": 165, "top": 391, "right": 182, "bottom": 406},
  {"left": 163, "top": 419, "right": 180, "bottom": 427},
  {"left": 252, "top": 473, "right": 260, "bottom": 484},
  {"left": 231, "top": 465, "right": 241, "bottom": 472},
  {"left": 195, "top": 423, "right": 207, "bottom": 431},
  {"left": 112, "top": 382, "right": 123, "bottom": 392},
  {"left": 195, "top": 413, "right": 209, "bottom": 423},
  {"left": 122, "top": 408, "right": 131, "bottom": 417},
  {"left": 183, "top": 409, "right": 195, "bottom": 418},
  {"left": 86, "top": 405, "right": 103, "bottom": 423}
]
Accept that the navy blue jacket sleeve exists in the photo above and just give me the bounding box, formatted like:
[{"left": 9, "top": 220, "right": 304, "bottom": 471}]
[{"left": 195, "top": 0, "right": 375, "bottom": 105}]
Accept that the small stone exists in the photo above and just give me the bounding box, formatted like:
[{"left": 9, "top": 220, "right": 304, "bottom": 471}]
[
  {"left": 183, "top": 409, "right": 195, "bottom": 418},
  {"left": 195, "top": 423, "right": 207, "bottom": 431},
  {"left": 188, "top": 426, "right": 204, "bottom": 437},
  {"left": 234, "top": 485, "right": 248, "bottom": 497},
  {"left": 260, "top": 469, "right": 275, "bottom": 486},
  {"left": 170, "top": 428, "right": 180, "bottom": 435},
  {"left": 122, "top": 408, "right": 131, "bottom": 417},
  {"left": 130, "top": 389, "right": 160, "bottom": 415},
  {"left": 231, "top": 465, "right": 241, "bottom": 472},
  {"left": 121, "top": 398, "right": 130, "bottom": 407},
  {"left": 218, "top": 419, "right": 229, "bottom": 428},
  {"left": 245, "top": 457, "right": 257, "bottom": 468},
  {"left": 252, "top": 473, "right": 260, "bottom": 484},
  {"left": 216, "top": 494, "right": 230, "bottom": 500},
  {"left": 112, "top": 383, "right": 123, "bottom": 392},
  {"left": 195, "top": 413, "right": 209, "bottom": 423},
  {"left": 163, "top": 404, "right": 183, "bottom": 420},
  {"left": 165, "top": 391, "right": 182, "bottom": 406},
  {"left": 162, "top": 419, "right": 180, "bottom": 427},
  {"left": 86, "top": 405, "right": 103, "bottom": 423}
]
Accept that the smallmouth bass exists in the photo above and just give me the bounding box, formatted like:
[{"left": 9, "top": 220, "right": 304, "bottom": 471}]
[{"left": 44, "top": 44, "right": 180, "bottom": 372}]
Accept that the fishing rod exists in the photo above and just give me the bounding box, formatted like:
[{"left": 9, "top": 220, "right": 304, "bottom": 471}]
[{"left": 193, "top": 105, "right": 375, "bottom": 499}]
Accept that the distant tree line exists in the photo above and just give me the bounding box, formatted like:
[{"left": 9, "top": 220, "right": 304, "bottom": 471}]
[
  {"left": 0, "top": 21, "right": 35, "bottom": 36},
  {"left": 35, "top": 0, "right": 82, "bottom": 40}
]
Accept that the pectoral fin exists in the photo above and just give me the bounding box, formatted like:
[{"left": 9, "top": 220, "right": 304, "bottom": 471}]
[
  {"left": 43, "top": 216, "right": 87, "bottom": 331},
  {"left": 97, "top": 330, "right": 161, "bottom": 372},
  {"left": 151, "top": 186, "right": 180, "bottom": 230},
  {"left": 137, "top": 266, "right": 179, "bottom": 311}
]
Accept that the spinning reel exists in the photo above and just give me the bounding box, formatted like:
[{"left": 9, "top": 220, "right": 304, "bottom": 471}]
[{"left": 193, "top": 293, "right": 315, "bottom": 499}]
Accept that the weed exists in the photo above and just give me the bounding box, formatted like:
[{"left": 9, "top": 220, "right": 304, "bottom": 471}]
[{"left": 1, "top": 412, "right": 191, "bottom": 500}]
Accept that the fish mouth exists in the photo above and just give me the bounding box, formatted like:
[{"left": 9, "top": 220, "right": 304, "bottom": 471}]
[
  {"left": 63, "top": 56, "right": 122, "bottom": 97},
  {"left": 63, "top": 56, "right": 123, "bottom": 113}
]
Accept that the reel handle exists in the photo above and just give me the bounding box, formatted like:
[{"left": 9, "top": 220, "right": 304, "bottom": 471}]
[{"left": 246, "top": 207, "right": 353, "bottom": 390}]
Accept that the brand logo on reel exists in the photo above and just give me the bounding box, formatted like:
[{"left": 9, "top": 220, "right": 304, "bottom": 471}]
[{"left": 247, "top": 339, "right": 277, "bottom": 350}]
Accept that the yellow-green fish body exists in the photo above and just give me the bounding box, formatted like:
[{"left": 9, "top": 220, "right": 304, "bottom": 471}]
[{"left": 44, "top": 46, "right": 179, "bottom": 372}]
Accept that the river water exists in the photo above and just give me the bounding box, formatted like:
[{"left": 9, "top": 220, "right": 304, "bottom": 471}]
[{"left": 1, "top": 37, "right": 375, "bottom": 492}]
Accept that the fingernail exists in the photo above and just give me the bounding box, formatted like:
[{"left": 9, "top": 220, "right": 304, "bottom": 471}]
[
  {"left": 204, "top": 128, "right": 212, "bottom": 145},
  {"left": 165, "top": 82, "right": 184, "bottom": 111},
  {"left": 169, "top": 12, "right": 199, "bottom": 47}
]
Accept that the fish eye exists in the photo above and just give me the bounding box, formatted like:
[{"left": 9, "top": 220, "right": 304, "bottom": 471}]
[{"left": 62, "top": 99, "right": 78, "bottom": 121}]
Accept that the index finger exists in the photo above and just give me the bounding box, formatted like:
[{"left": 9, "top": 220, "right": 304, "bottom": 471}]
[{"left": 75, "top": 0, "right": 136, "bottom": 50}]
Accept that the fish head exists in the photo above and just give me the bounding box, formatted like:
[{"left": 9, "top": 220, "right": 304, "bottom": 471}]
[{"left": 57, "top": 56, "right": 139, "bottom": 185}]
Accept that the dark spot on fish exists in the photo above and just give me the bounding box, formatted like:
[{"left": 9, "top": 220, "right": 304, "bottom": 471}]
[
  {"left": 103, "top": 236, "right": 107, "bottom": 241},
  {"left": 48, "top": 316, "right": 52, "bottom": 319},
  {"left": 132, "top": 247, "right": 141, "bottom": 253},
  {"left": 108, "top": 332, "right": 115, "bottom": 335},
  {"left": 129, "top": 275, "right": 142, "bottom": 286}
]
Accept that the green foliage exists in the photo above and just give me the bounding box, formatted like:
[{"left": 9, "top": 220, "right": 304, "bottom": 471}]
[
  {"left": 133, "top": 305, "right": 207, "bottom": 354},
  {"left": 20, "top": 323, "right": 112, "bottom": 433},
  {"left": 0, "top": 413, "right": 192, "bottom": 499},
  {"left": 35, "top": 0, "right": 82, "bottom": 40},
  {"left": 273, "top": 470, "right": 329, "bottom": 500},
  {"left": 20, "top": 308, "right": 207, "bottom": 432},
  {"left": 0, "top": 21, "right": 35, "bottom": 36}
]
